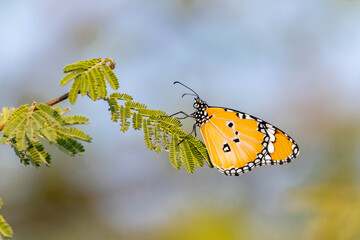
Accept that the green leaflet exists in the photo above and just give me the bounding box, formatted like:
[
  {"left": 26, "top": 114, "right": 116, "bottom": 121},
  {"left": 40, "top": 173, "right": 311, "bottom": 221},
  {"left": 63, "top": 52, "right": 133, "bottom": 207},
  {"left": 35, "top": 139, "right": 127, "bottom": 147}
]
[
  {"left": 142, "top": 119, "right": 153, "bottom": 150},
  {"left": 188, "top": 141, "right": 204, "bottom": 167},
  {"left": 60, "top": 72, "right": 77, "bottom": 86},
  {"left": 63, "top": 58, "right": 102, "bottom": 73},
  {"left": 36, "top": 103, "right": 64, "bottom": 126},
  {"left": 107, "top": 97, "right": 120, "bottom": 122},
  {"left": 1, "top": 105, "right": 28, "bottom": 144},
  {"left": 94, "top": 67, "right": 107, "bottom": 98},
  {"left": 79, "top": 75, "right": 89, "bottom": 96},
  {"left": 64, "top": 127, "right": 91, "bottom": 141},
  {"left": 138, "top": 108, "right": 166, "bottom": 117},
  {"left": 56, "top": 133, "right": 85, "bottom": 156},
  {"left": 119, "top": 105, "right": 131, "bottom": 132},
  {"left": 169, "top": 135, "right": 181, "bottom": 169},
  {"left": 132, "top": 112, "right": 142, "bottom": 130},
  {"left": 109, "top": 92, "right": 133, "bottom": 101},
  {"left": 61, "top": 58, "right": 119, "bottom": 104},
  {"left": 187, "top": 135, "right": 212, "bottom": 168},
  {"left": 0, "top": 103, "right": 91, "bottom": 167},
  {"left": 101, "top": 63, "right": 119, "bottom": 90},
  {"left": 88, "top": 71, "right": 98, "bottom": 101},
  {"left": 40, "top": 127, "right": 57, "bottom": 142},
  {"left": 27, "top": 138, "right": 51, "bottom": 165},
  {"left": 180, "top": 140, "right": 195, "bottom": 173},
  {"left": 63, "top": 115, "right": 89, "bottom": 125},
  {"left": 0, "top": 198, "right": 13, "bottom": 239},
  {"left": 162, "top": 131, "right": 170, "bottom": 150},
  {"left": 69, "top": 77, "right": 82, "bottom": 103},
  {"left": 0, "top": 107, "right": 15, "bottom": 125},
  {"left": 14, "top": 117, "right": 28, "bottom": 151}
]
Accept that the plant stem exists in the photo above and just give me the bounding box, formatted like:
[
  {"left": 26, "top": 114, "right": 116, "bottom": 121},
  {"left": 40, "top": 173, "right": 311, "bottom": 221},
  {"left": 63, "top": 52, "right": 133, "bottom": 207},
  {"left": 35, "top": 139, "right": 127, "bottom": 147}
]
[
  {"left": 45, "top": 92, "right": 69, "bottom": 106},
  {"left": 0, "top": 92, "right": 69, "bottom": 131}
]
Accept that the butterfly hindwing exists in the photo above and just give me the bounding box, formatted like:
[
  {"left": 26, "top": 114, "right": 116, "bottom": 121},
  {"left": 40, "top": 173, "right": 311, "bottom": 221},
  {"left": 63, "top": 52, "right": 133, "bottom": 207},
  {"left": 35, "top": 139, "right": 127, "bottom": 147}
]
[{"left": 200, "top": 107, "right": 299, "bottom": 176}]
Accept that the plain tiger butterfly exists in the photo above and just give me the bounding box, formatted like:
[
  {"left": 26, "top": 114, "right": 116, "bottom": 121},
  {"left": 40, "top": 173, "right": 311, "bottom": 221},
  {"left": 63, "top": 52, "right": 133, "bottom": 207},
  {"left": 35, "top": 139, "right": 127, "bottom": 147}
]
[{"left": 174, "top": 81, "right": 300, "bottom": 176}]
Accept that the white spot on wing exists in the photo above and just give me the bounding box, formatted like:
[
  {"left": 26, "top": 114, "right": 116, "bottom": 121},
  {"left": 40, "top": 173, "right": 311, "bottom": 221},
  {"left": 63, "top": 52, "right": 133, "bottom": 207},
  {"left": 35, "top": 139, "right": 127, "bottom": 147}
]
[
  {"left": 265, "top": 155, "right": 272, "bottom": 160},
  {"left": 267, "top": 142, "right": 275, "bottom": 153},
  {"left": 267, "top": 131, "right": 276, "bottom": 142}
]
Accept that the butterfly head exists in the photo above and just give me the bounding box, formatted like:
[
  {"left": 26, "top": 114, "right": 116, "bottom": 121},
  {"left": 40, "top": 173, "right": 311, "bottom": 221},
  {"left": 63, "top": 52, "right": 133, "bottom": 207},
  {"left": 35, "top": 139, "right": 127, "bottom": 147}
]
[
  {"left": 193, "top": 97, "right": 208, "bottom": 111},
  {"left": 173, "top": 81, "right": 210, "bottom": 126}
]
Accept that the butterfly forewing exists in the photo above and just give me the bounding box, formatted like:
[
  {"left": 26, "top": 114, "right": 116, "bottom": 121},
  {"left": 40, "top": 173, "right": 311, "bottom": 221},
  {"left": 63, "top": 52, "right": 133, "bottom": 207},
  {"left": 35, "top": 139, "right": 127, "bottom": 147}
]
[{"left": 200, "top": 107, "right": 299, "bottom": 176}]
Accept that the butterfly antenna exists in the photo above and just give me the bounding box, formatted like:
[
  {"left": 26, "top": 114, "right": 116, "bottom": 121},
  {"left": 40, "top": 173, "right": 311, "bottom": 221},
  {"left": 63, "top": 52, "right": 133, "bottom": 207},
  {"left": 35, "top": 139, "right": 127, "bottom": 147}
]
[{"left": 174, "top": 81, "right": 200, "bottom": 98}]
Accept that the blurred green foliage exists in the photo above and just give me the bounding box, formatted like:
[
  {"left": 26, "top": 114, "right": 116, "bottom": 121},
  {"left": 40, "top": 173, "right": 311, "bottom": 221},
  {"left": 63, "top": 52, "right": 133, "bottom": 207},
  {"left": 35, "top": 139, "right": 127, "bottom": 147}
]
[{"left": 287, "top": 123, "right": 360, "bottom": 240}]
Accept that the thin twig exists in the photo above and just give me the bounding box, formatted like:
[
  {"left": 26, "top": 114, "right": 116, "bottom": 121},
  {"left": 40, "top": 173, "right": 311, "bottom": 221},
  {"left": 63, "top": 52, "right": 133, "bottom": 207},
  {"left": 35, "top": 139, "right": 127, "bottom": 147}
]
[
  {"left": 45, "top": 92, "right": 69, "bottom": 106},
  {"left": 0, "top": 92, "right": 70, "bottom": 131}
]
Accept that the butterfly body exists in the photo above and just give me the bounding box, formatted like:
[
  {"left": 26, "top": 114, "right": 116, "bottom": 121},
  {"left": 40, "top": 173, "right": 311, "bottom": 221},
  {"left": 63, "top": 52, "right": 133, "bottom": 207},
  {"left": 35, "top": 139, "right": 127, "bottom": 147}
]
[{"left": 192, "top": 97, "right": 299, "bottom": 176}]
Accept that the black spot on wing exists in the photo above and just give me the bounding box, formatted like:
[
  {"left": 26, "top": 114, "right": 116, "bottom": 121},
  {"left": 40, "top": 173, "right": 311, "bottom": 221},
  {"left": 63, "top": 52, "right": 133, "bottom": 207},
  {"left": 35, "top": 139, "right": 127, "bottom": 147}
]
[{"left": 223, "top": 143, "right": 231, "bottom": 152}]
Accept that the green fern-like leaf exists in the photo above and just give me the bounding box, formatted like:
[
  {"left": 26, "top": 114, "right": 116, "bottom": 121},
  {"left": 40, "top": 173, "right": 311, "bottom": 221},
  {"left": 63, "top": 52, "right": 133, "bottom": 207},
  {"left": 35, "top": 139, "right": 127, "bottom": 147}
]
[
  {"left": 36, "top": 103, "right": 64, "bottom": 126},
  {"left": 87, "top": 69, "right": 98, "bottom": 99},
  {"left": 105, "top": 91, "right": 212, "bottom": 173},
  {"left": 14, "top": 117, "right": 28, "bottom": 151},
  {"left": 40, "top": 126, "right": 57, "bottom": 142},
  {"left": 63, "top": 58, "right": 102, "bottom": 73},
  {"left": 180, "top": 140, "right": 195, "bottom": 173},
  {"left": 107, "top": 97, "right": 120, "bottom": 122},
  {"left": 119, "top": 105, "right": 131, "bottom": 132},
  {"left": 169, "top": 135, "right": 181, "bottom": 169},
  {"left": 109, "top": 92, "right": 133, "bottom": 101},
  {"left": 62, "top": 127, "right": 91, "bottom": 141},
  {"left": 61, "top": 58, "right": 119, "bottom": 104},
  {"left": 69, "top": 77, "right": 82, "bottom": 103},
  {"left": 79, "top": 75, "right": 89, "bottom": 96},
  {"left": 100, "top": 63, "right": 119, "bottom": 90},
  {"left": 142, "top": 119, "right": 152, "bottom": 150},
  {"left": 0, "top": 107, "right": 16, "bottom": 125},
  {"left": 162, "top": 131, "right": 170, "bottom": 150},
  {"left": 132, "top": 112, "right": 142, "bottom": 130},
  {"left": 60, "top": 72, "right": 77, "bottom": 87},
  {"left": 27, "top": 139, "right": 51, "bottom": 165},
  {"left": 0, "top": 198, "right": 13, "bottom": 239},
  {"left": 154, "top": 145, "right": 162, "bottom": 153},
  {"left": 138, "top": 108, "right": 164, "bottom": 117},
  {"left": 126, "top": 101, "right": 147, "bottom": 110},
  {"left": 187, "top": 135, "right": 212, "bottom": 167},
  {"left": 188, "top": 141, "right": 204, "bottom": 167},
  {"left": 63, "top": 115, "right": 89, "bottom": 125},
  {"left": 55, "top": 134, "right": 85, "bottom": 156},
  {"left": 93, "top": 67, "right": 107, "bottom": 98},
  {"left": 1, "top": 103, "right": 91, "bottom": 166},
  {"left": 1, "top": 105, "right": 29, "bottom": 144}
]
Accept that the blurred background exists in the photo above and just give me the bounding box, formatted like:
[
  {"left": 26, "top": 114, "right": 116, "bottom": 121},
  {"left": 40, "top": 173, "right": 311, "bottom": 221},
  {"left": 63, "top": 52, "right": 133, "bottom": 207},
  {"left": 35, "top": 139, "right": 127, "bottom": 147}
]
[{"left": 1, "top": 0, "right": 360, "bottom": 239}]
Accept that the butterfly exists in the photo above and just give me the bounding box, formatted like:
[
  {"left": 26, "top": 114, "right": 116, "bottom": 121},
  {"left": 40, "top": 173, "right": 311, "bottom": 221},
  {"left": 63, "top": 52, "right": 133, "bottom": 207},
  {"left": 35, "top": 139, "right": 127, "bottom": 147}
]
[{"left": 174, "top": 81, "right": 300, "bottom": 176}]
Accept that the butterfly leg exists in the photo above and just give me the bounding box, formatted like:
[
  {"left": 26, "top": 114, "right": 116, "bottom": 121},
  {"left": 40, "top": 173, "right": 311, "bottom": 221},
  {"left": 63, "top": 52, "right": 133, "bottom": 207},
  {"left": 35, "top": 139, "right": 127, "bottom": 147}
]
[
  {"left": 168, "top": 111, "right": 195, "bottom": 120},
  {"left": 179, "top": 124, "right": 197, "bottom": 144}
]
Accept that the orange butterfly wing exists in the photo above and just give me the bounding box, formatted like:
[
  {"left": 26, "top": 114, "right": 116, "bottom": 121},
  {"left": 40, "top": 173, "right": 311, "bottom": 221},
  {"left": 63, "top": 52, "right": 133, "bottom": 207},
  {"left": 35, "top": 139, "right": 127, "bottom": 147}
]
[{"left": 200, "top": 107, "right": 299, "bottom": 176}]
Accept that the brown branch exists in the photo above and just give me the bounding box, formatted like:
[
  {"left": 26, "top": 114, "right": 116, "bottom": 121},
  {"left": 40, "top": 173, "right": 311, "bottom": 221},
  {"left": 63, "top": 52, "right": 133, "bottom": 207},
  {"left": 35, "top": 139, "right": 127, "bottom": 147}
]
[
  {"left": 45, "top": 92, "right": 69, "bottom": 106},
  {"left": 0, "top": 92, "right": 69, "bottom": 132}
]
